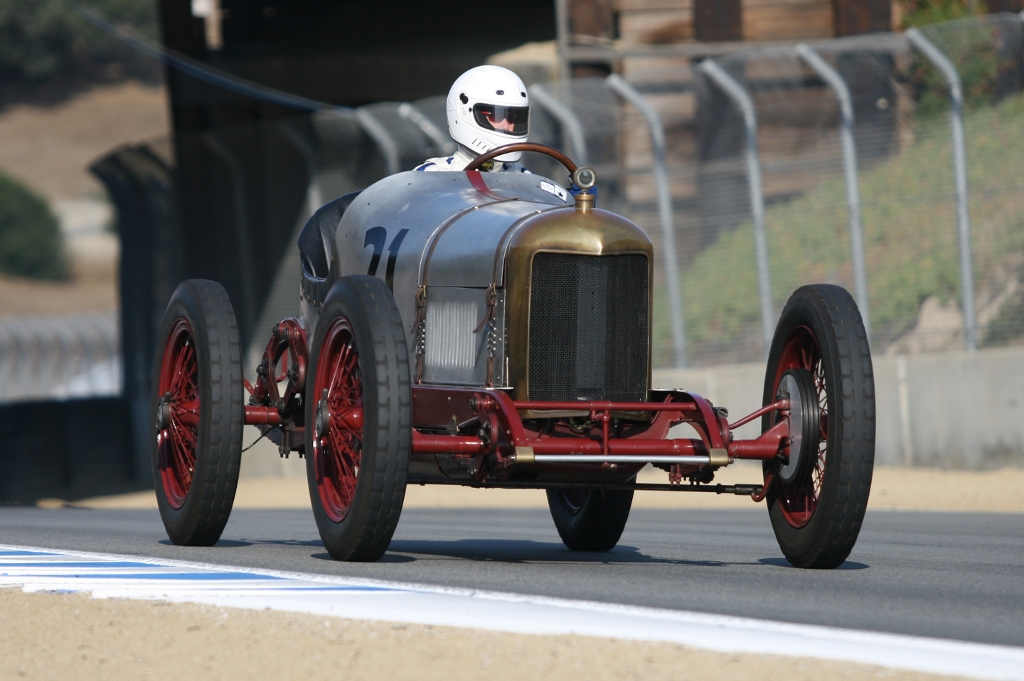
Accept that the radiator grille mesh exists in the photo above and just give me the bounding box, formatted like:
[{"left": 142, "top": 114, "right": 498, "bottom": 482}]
[{"left": 528, "top": 253, "right": 648, "bottom": 402}]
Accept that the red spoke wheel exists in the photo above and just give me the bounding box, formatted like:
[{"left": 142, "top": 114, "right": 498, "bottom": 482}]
[
  {"left": 312, "top": 319, "right": 362, "bottom": 521},
  {"left": 761, "top": 284, "right": 874, "bottom": 569},
  {"left": 157, "top": 319, "right": 200, "bottom": 509},
  {"left": 152, "top": 279, "right": 243, "bottom": 546},
  {"left": 305, "top": 275, "right": 410, "bottom": 562},
  {"left": 546, "top": 486, "right": 634, "bottom": 552}
]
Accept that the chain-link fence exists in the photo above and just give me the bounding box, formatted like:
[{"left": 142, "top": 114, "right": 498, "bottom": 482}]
[
  {"left": 242, "top": 13, "right": 1024, "bottom": 371},
  {"left": 505, "top": 13, "right": 1024, "bottom": 368},
  {"left": 25, "top": 11, "right": 1022, "bottom": 410}
]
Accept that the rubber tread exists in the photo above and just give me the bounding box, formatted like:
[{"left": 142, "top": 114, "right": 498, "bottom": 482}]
[
  {"left": 305, "top": 275, "right": 410, "bottom": 561},
  {"left": 762, "top": 284, "right": 875, "bottom": 569},
  {"left": 152, "top": 279, "right": 243, "bottom": 546},
  {"left": 546, "top": 487, "right": 634, "bottom": 552}
]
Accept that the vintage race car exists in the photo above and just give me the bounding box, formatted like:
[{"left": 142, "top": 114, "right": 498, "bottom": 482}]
[{"left": 153, "top": 142, "right": 875, "bottom": 567}]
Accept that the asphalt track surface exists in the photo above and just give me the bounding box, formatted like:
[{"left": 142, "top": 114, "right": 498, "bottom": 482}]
[{"left": 1, "top": 505, "right": 1021, "bottom": 647}]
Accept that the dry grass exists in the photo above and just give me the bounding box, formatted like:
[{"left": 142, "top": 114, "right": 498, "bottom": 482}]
[
  {"left": 0, "top": 81, "right": 169, "bottom": 202},
  {"left": 0, "top": 81, "right": 167, "bottom": 316}
]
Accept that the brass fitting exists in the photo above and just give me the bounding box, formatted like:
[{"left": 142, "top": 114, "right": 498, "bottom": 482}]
[
  {"left": 574, "top": 192, "right": 595, "bottom": 212},
  {"left": 709, "top": 448, "right": 731, "bottom": 466},
  {"left": 512, "top": 446, "right": 536, "bottom": 464}
]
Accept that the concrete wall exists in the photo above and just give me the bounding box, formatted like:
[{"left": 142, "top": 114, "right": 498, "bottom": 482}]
[
  {"left": 236, "top": 345, "right": 1024, "bottom": 479},
  {"left": 0, "top": 397, "right": 141, "bottom": 503},
  {"left": 655, "top": 346, "right": 1024, "bottom": 469}
]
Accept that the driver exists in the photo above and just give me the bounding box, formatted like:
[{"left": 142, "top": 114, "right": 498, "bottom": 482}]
[{"left": 415, "top": 65, "right": 531, "bottom": 174}]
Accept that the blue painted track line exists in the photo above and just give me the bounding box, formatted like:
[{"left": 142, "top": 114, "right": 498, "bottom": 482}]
[{"left": 1, "top": 543, "right": 1022, "bottom": 681}]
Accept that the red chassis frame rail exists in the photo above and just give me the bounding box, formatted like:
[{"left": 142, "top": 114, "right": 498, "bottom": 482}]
[
  {"left": 406, "top": 387, "right": 789, "bottom": 464},
  {"left": 240, "top": 319, "right": 791, "bottom": 492}
]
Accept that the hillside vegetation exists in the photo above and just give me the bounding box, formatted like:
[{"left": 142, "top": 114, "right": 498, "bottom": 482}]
[
  {"left": 657, "top": 92, "right": 1024, "bottom": 354},
  {"left": 0, "top": 0, "right": 157, "bottom": 102},
  {"left": 0, "top": 171, "right": 68, "bottom": 279}
]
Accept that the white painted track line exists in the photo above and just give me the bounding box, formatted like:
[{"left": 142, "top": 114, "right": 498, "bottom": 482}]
[{"left": 2, "top": 544, "right": 1022, "bottom": 680}]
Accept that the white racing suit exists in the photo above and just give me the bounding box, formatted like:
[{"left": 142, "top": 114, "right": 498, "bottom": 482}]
[{"left": 414, "top": 145, "right": 531, "bottom": 174}]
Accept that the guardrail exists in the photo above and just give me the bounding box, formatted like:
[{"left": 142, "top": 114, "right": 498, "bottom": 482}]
[{"left": 0, "top": 312, "right": 120, "bottom": 403}]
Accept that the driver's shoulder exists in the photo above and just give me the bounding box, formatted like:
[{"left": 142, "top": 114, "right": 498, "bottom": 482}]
[
  {"left": 415, "top": 155, "right": 457, "bottom": 172},
  {"left": 499, "top": 162, "right": 532, "bottom": 174}
]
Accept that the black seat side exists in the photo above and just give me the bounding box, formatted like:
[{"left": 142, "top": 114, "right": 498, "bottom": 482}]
[
  {"left": 299, "top": 190, "right": 361, "bottom": 307},
  {"left": 298, "top": 190, "right": 361, "bottom": 279}
]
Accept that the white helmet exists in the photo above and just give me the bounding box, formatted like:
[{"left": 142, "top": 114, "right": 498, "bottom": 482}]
[{"left": 446, "top": 65, "right": 530, "bottom": 162}]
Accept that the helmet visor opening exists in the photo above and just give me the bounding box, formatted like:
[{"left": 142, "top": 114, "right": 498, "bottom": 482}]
[{"left": 473, "top": 104, "right": 529, "bottom": 136}]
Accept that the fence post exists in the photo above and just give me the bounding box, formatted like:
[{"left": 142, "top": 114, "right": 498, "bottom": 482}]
[
  {"left": 905, "top": 28, "right": 977, "bottom": 352},
  {"left": 605, "top": 74, "right": 688, "bottom": 369},
  {"left": 355, "top": 107, "right": 402, "bottom": 176},
  {"left": 554, "top": 0, "right": 571, "bottom": 83},
  {"left": 698, "top": 59, "right": 774, "bottom": 349},
  {"left": 398, "top": 102, "right": 455, "bottom": 157},
  {"left": 530, "top": 84, "right": 589, "bottom": 166},
  {"left": 795, "top": 44, "right": 872, "bottom": 338},
  {"left": 280, "top": 122, "right": 324, "bottom": 217}
]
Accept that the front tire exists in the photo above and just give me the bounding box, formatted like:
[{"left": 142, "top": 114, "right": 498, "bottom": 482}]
[
  {"left": 305, "top": 276, "right": 410, "bottom": 561},
  {"left": 762, "top": 284, "right": 874, "bottom": 569},
  {"left": 152, "top": 279, "right": 243, "bottom": 546},
  {"left": 547, "top": 487, "right": 634, "bottom": 552}
]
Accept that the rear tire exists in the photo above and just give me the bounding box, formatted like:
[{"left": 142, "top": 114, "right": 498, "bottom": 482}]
[
  {"left": 305, "top": 275, "right": 410, "bottom": 561},
  {"left": 152, "top": 279, "right": 243, "bottom": 546},
  {"left": 762, "top": 284, "right": 874, "bottom": 569},
  {"left": 547, "top": 487, "right": 634, "bottom": 552}
]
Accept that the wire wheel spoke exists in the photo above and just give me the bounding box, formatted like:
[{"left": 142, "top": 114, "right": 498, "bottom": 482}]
[
  {"left": 313, "top": 318, "right": 364, "bottom": 523},
  {"left": 157, "top": 319, "right": 200, "bottom": 509},
  {"left": 773, "top": 326, "right": 827, "bottom": 529}
]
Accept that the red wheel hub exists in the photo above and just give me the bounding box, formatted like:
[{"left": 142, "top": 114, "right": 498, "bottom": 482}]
[
  {"left": 157, "top": 319, "right": 200, "bottom": 509},
  {"left": 771, "top": 326, "right": 828, "bottom": 528},
  {"left": 312, "top": 318, "right": 363, "bottom": 522}
]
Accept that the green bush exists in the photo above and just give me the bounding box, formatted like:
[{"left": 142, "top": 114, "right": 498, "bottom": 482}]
[
  {"left": 0, "top": 171, "right": 69, "bottom": 280},
  {"left": 0, "top": 0, "right": 157, "bottom": 86},
  {"left": 900, "top": 0, "right": 987, "bottom": 28},
  {"left": 897, "top": 2, "right": 1013, "bottom": 118}
]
